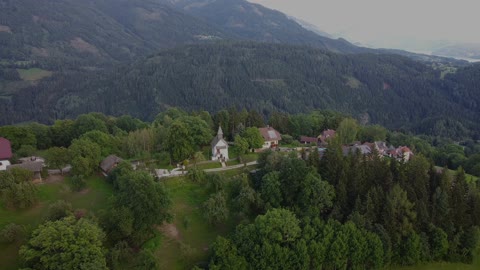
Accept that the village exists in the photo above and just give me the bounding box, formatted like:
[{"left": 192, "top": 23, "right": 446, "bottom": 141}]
[{"left": 0, "top": 126, "right": 413, "bottom": 181}]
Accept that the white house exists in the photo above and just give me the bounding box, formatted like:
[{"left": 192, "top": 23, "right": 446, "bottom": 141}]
[
  {"left": 0, "top": 160, "right": 11, "bottom": 171},
  {"left": 258, "top": 126, "right": 282, "bottom": 150},
  {"left": 211, "top": 126, "right": 229, "bottom": 161}
]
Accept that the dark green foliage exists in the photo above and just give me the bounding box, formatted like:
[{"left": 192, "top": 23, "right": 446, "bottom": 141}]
[
  {"left": 0, "top": 168, "right": 37, "bottom": 209},
  {"left": 243, "top": 127, "right": 264, "bottom": 150},
  {"left": 68, "top": 139, "right": 102, "bottom": 177},
  {"left": 203, "top": 192, "right": 229, "bottom": 225},
  {"left": 45, "top": 147, "right": 69, "bottom": 173},
  {"left": 133, "top": 250, "right": 159, "bottom": 270},
  {"left": 166, "top": 121, "right": 194, "bottom": 162},
  {"left": 209, "top": 237, "right": 248, "bottom": 270},
  {"left": 19, "top": 216, "right": 107, "bottom": 270},
  {"left": 115, "top": 171, "right": 172, "bottom": 234},
  {"left": 4, "top": 43, "right": 480, "bottom": 143},
  {"left": 45, "top": 200, "right": 73, "bottom": 222},
  {"left": 15, "top": 144, "right": 36, "bottom": 158},
  {"left": 100, "top": 206, "right": 134, "bottom": 244},
  {"left": 0, "top": 126, "right": 36, "bottom": 151},
  {"left": 0, "top": 223, "right": 25, "bottom": 243},
  {"left": 211, "top": 210, "right": 385, "bottom": 270},
  {"left": 68, "top": 175, "right": 87, "bottom": 192}
]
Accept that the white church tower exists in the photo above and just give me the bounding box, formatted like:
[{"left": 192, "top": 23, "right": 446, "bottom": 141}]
[{"left": 211, "top": 126, "right": 229, "bottom": 161}]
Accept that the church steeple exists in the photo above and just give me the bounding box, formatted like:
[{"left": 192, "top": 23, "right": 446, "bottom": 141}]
[{"left": 217, "top": 126, "right": 223, "bottom": 140}]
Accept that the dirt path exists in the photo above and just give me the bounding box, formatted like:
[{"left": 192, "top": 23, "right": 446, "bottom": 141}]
[{"left": 159, "top": 223, "right": 181, "bottom": 241}]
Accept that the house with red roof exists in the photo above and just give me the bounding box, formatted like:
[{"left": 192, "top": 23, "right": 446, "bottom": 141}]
[
  {"left": 258, "top": 126, "right": 282, "bottom": 150},
  {"left": 299, "top": 136, "right": 319, "bottom": 145},
  {"left": 0, "top": 137, "right": 13, "bottom": 171},
  {"left": 318, "top": 129, "right": 336, "bottom": 145}
]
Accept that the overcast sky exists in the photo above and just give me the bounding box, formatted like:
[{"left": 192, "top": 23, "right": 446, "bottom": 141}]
[{"left": 248, "top": 0, "right": 479, "bottom": 51}]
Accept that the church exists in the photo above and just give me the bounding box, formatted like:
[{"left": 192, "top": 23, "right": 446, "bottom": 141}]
[{"left": 211, "top": 126, "right": 229, "bottom": 161}]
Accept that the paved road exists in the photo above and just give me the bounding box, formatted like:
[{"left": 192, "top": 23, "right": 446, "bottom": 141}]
[{"left": 204, "top": 161, "right": 258, "bottom": 173}]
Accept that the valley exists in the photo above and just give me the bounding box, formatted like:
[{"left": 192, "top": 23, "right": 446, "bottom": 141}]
[{"left": 0, "top": 0, "right": 479, "bottom": 269}]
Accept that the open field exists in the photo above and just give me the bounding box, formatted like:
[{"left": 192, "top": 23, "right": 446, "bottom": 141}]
[
  {"left": 435, "top": 166, "right": 478, "bottom": 183},
  {"left": 0, "top": 175, "right": 113, "bottom": 270},
  {"left": 154, "top": 176, "right": 238, "bottom": 269},
  {"left": 192, "top": 161, "right": 222, "bottom": 170},
  {"left": 17, "top": 68, "right": 52, "bottom": 81}
]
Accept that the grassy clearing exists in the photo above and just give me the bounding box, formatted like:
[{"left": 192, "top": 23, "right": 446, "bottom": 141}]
[
  {"left": 240, "top": 153, "right": 259, "bottom": 163},
  {"left": 192, "top": 162, "right": 222, "bottom": 170},
  {"left": 226, "top": 159, "right": 241, "bottom": 166},
  {"left": 0, "top": 175, "right": 113, "bottom": 270},
  {"left": 435, "top": 166, "right": 478, "bottom": 183},
  {"left": 156, "top": 177, "right": 237, "bottom": 269},
  {"left": 344, "top": 75, "right": 362, "bottom": 89},
  {"left": 17, "top": 68, "right": 52, "bottom": 81}
]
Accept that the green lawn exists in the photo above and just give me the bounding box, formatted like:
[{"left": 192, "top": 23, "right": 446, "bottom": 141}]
[
  {"left": 192, "top": 161, "right": 222, "bottom": 170},
  {"left": 16, "top": 68, "right": 52, "bottom": 81},
  {"left": 435, "top": 166, "right": 478, "bottom": 183},
  {"left": 0, "top": 175, "right": 113, "bottom": 270},
  {"left": 155, "top": 177, "right": 237, "bottom": 269},
  {"left": 240, "top": 153, "right": 259, "bottom": 163},
  {"left": 226, "top": 159, "right": 241, "bottom": 166}
]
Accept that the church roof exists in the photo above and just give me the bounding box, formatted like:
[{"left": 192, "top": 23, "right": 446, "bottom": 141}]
[{"left": 211, "top": 136, "right": 228, "bottom": 148}]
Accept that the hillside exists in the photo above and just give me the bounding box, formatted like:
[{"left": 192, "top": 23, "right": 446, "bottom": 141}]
[
  {"left": 1, "top": 42, "right": 479, "bottom": 138},
  {"left": 0, "top": 0, "right": 368, "bottom": 70},
  {"left": 161, "top": 0, "right": 362, "bottom": 53},
  {"left": 0, "top": 0, "right": 228, "bottom": 67}
]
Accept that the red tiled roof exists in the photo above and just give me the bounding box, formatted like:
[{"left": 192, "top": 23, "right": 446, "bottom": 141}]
[
  {"left": 300, "top": 136, "right": 318, "bottom": 143},
  {"left": 0, "top": 137, "right": 12, "bottom": 160},
  {"left": 258, "top": 127, "right": 282, "bottom": 142},
  {"left": 318, "top": 129, "right": 336, "bottom": 143}
]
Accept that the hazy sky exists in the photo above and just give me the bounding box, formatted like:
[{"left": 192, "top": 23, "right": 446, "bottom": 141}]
[{"left": 249, "top": 0, "right": 480, "bottom": 50}]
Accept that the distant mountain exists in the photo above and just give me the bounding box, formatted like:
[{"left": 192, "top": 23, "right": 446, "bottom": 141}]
[
  {"left": 433, "top": 43, "right": 480, "bottom": 60},
  {"left": 0, "top": 0, "right": 229, "bottom": 67},
  {"left": 2, "top": 42, "right": 479, "bottom": 139},
  {"left": 161, "top": 0, "right": 364, "bottom": 53},
  {"left": 287, "top": 16, "right": 335, "bottom": 39}
]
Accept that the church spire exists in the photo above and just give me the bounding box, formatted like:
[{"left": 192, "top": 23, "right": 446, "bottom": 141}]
[{"left": 217, "top": 126, "right": 223, "bottom": 139}]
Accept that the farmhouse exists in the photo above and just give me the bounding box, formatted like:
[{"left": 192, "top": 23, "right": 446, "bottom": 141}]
[
  {"left": 300, "top": 136, "right": 319, "bottom": 145},
  {"left": 0, "top": 137, "right": 13, "bottom": 171},
  {"left": 100, "top": 155, "right": 123, "bottom": 176},
  {"left": 318, "top": 129, "right": 336, "bottom": 145},
  {"left": 259, "top": 126, "right": 282, "bottom": 149},
  {"left": 7, "top": 162, "right": 44, "bottom": 181},
  {"left": 211, "top": 126, "right": 229, "bottom": 161}
]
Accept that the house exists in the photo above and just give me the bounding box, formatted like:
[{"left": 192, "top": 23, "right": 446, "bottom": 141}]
[
  {"left": 7, "top": 162, "right": 44, "bottom": 181},
  {"left": 342, "top": 144, "right": 372, "bottom": 156},
  {"left": 0, "top": 160, "right": 11, "bottom": 171},
  {"left": 318, "top": 129, "right": 336, "bottom": 145},
  {"left": 397, "top": 146, "right": 413, "bottom": 162},
  {"left": 19, "top": 156, "right": 45, "bottom": 164},
  {"left": 299, "top": 136, "right": 319, "bottom": 145},
  {"left": 100, "top": 155, "right": 123, "bottom": 176},
  {"left": 211, "top": 126, "right": 229, "bottom": 161},
  {"left": 0, "top": 137, "right": 12, "bottom": 171},
  {"left": 374, "top": 141, "right": 389, "bottom": 155},
  {"left": 258, "top": 126, "right": 282, "bottom": 149}
]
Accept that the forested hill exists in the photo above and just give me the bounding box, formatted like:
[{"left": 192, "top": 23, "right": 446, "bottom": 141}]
[
  {"left": 161, "top": 0, "right": 363, "bottom": 53},
  {"left": 2, "top": 42, "right": 479, "bottom": 139},
  {"left": 0, "top": 0, "right": 229, "bottom": 67},
  {"left": 0, "top": 0, "right": 364, "bottom": 70}
]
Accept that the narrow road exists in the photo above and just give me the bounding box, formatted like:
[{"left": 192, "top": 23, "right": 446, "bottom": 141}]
[{"left": 203, "top": 161, "right": 258, "bottom": 173}]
